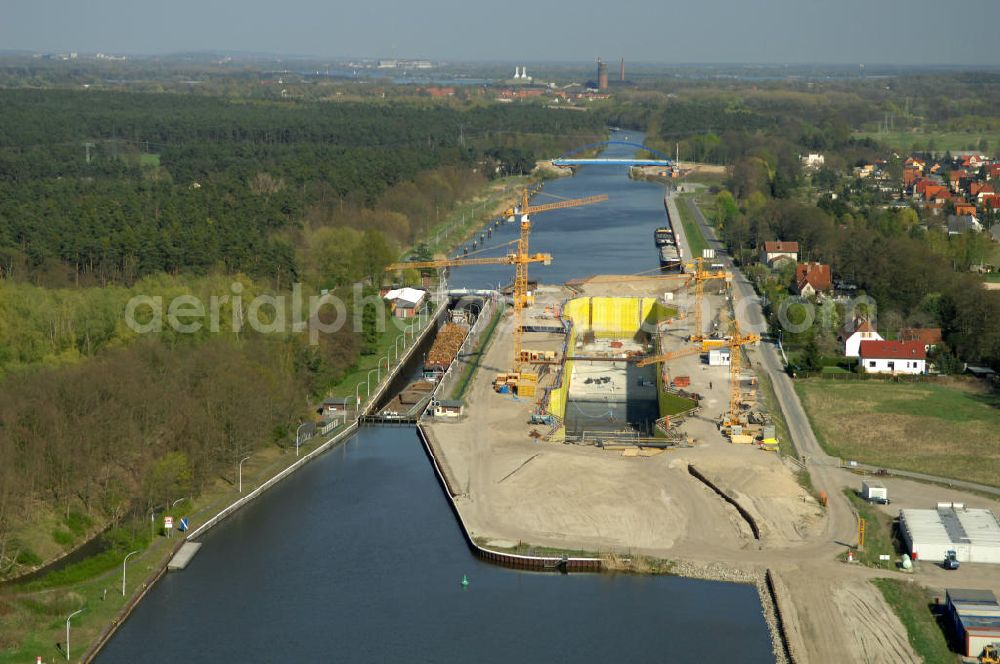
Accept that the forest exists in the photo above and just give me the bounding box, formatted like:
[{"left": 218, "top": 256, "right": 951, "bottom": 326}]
[
  {"left": 0, "top": 89, "right": 603, "bottom": 286},
  {"left": 0, "top": 89, "right": 603, "bottom": 576}
]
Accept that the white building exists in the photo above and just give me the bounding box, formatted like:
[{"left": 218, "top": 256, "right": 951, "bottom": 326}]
[
  {"left": 708, "top": 349, "right": 731, "bottom": 366},
  {"left": 900, "top": 504, "right": 1000, "bottom": 564},
  {"left": 839, "top": 319, "right": 882, "bottom": 358},
  {"left": 802, "top": 153, "right": 825, "bottom": 170},
  {"left": 383, "top": 287, "right": 427, "bottom": 318},
  {"left": 760, "top": 241, "right": 799, "bottom": 266},
  {"left": 858, "top": 340, "right": 927, "bottom": 375}
]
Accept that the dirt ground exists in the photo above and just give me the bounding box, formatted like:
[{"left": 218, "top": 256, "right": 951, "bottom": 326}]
[
  {"left": 777, "top": 569, "right": 918, "bottom": 664},
  {"left": 425, "top": 276, "right": 999, "bottom": 664}
]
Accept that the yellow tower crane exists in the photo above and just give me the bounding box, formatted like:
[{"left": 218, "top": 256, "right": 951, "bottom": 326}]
[
  {"left": 686, "top": 257, "right": 731, "bottom": 343},
  {"left": 385, "top": 189, "right": 607, "bottom": 373},
  {"left": 724, "top": 319, "right": 761, "bottom": 427}
]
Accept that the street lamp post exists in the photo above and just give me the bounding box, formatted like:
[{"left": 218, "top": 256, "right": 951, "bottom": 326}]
[
  {"left": 366, "top": 368, "right": 379, "bottom": 397},
  {"left": 295, "top": 422, "right": 308, "bottom": 457},
  {"left": 122, "top": 550, "right": 139, "bottom": 596},
  {"left": 238, "top": 456, "right": 251, "bottom": 493},
  {"left": 355, "top": 380, "right": 366, "bottom": 415},
  {"left": 66, "top": 608, "right": 84, "bottom": 661}
]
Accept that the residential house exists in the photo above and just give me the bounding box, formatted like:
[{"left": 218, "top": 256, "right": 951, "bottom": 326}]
[
  {"left": 858, "top": 340, "right": 927, "bottom": 375},
  {"left": 383, "top": 287, "right": 427, "bottom": 318},
  {"left": 794, "top": 262, "right": 833, "bottom": 297},
  {"left": 905, "top": 156, "right": 926, "bottom": 172},
  {"left": 761, "top": 241, "right": 799, "bottom": 266},
  {"left": 854, "top": 163, "right": 876, "bottom": 178},
  {"left": 948, "top": 215, "right": 983, "bottom": 235},
  {"left": 949, "top": 170, "right": 969, "bottom": 192},
  {"left": 840, "top": 318, "right": 883, "bottom": 358},
  {"left": 972, "top": 183, "right": 996, "bottom": 202},
  {"left": 989, "top": 164, "right": 1000, "bottom": 181},
  {"left": 955, "top": 203, "right": 978, "bottom": 217},
  {"left": 898, "top": 327, "right": 942, "bottom": 352},
  {"left": 802, "top": 153, "right": 825, "bottom": 169}
]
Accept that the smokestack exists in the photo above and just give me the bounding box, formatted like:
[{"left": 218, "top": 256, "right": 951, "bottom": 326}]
[
  {"left": 620, "top": 57, "right": 625, "bottom": 82},
  {"left": 597, "top": 57, "right": 608, "bottom": 91}
]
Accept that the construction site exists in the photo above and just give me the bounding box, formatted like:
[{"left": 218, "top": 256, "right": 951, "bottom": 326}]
[
  {"left": 393, "top": 189, "right": 818, "bottom": 557},
  {"left": 390, "top": 182, "right": 1000, "bottom": 664}
]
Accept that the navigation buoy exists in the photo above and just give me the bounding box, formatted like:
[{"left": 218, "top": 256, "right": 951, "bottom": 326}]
[{"left": 461, "top": 574, "right": 469, "bottom": 588}]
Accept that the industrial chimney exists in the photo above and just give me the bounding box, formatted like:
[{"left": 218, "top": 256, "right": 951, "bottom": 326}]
[
  {"left": 597, "top": 58, "right": 608, "bottom": 90},
  {"left": 620, "top": 57, "right": 625, "bottom": 82}
]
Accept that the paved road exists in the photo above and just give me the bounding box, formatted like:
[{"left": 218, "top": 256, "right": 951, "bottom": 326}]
[
  {"left": 682, "top": 197, "right": 1000, "bottom": 501},
  {"left": 678, "top": 195, "right": 857, "bottom": 544}
]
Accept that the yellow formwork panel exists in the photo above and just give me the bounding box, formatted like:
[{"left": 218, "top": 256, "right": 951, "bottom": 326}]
[
  {"left": 562, "top": 296, "right": 662, "bottom": 338},
  {"left": 546, "top": 297, "right": 668, "bottom": 420}
]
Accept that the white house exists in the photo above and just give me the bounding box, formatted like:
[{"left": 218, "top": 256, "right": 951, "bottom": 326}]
[
  {"left": 761, "top": 241, "right": 799, "bottom": 266},
  {"left": 383, "top": 287, "right": 427, "bottom": 318},
  {"left": 858, "top": 340, "right": 927, "bottom": 375},
  {"left": 839, "top": 318, "right": 883, "bottom": 358},
  {"left": 802, "top": 153, "right": 825, "bottom": 169}
]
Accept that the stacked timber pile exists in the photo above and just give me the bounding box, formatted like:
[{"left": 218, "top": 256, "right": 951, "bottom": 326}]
[{"left": 424, "top": 323, "right": 469, "bottom": 372}]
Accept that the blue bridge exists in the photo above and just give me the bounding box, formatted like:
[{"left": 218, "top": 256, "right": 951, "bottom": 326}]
[{"left": 551, "top": 140, "right": 673, "bottom": 167}]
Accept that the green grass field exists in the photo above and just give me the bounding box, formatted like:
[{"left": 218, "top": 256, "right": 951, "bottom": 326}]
[
  {"left": 796, "top": 378, "right": 1000, "bottom": 486},
  {"left": 854, "top": 130, "right": 1000, "bottom": 154},
  {"left": 844, "top": 489, "right": 901, "bottom": 566},
  {"left": 675, "top": 195, "right": 710, "bottom": 260},
  {"left": 873, "top": 579, "right": 957, "bottom": 664}
]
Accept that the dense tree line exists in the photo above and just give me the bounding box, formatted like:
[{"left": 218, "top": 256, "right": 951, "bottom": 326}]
[
  {"left": 714, "top": 192, "right": 1000, "bottom": 367},
  {"left": 0, "top": 90, "right": 603, "bottom": 286},
  {"left": 0, "top": 333, "right": 361, "bottom": 575}
]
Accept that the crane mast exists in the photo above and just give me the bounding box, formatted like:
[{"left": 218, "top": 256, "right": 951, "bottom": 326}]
[{"left": 386, "top": 189, "right": 607, "bottom": 374}]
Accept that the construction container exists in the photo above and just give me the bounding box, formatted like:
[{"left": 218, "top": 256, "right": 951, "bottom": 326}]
[
  {"left": 672, "top": 376, "right": 691, "bottom": 388},
  {"left": 708, "top": 349, "right": 731, "bottom": 366},
  {"left": 762, "top": 425, "right": 776, "bottom": 439},
  {"left": 861, "top": 481, "right": 888, "bottom": 502},
  {"left": 730, "top": 434, "right": 754, "bottom": 444}
]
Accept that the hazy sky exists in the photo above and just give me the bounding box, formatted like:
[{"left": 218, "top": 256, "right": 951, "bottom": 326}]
[{"left": 4, "top": 0, "right": 999, "bottom": 65}]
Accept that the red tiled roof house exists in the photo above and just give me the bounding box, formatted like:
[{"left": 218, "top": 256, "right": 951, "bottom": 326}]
[{"left": 859, "top": 340, "right": 927, "bottom": 375}]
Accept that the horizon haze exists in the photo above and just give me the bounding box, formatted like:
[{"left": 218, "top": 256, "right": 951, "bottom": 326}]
[{"left": 3, "top": 0, "right": 1000, "bottom": 66}]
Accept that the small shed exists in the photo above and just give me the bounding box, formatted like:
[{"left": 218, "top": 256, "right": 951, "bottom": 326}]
[
  {"left": 433, "top": 400, "right": 463, "bottom": 418},
  {"left": 383, "top": 287, "right": 427, "bottom": 319}
]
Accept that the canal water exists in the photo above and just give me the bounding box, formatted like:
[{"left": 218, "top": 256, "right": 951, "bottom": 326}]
[
  {"left": 448, "top": 129, "right": 668, "bottom": 290},
  {"left": 97, "top": 134, "right": 775, "bottom": 663},
  {"left": 98, "top": 428, "right": 773, "bottom": 663}
]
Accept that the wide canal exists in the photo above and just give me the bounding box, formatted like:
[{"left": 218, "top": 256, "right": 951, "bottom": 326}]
[{"left": 98, "top": 134, "right": 775, "bottom": 663}]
